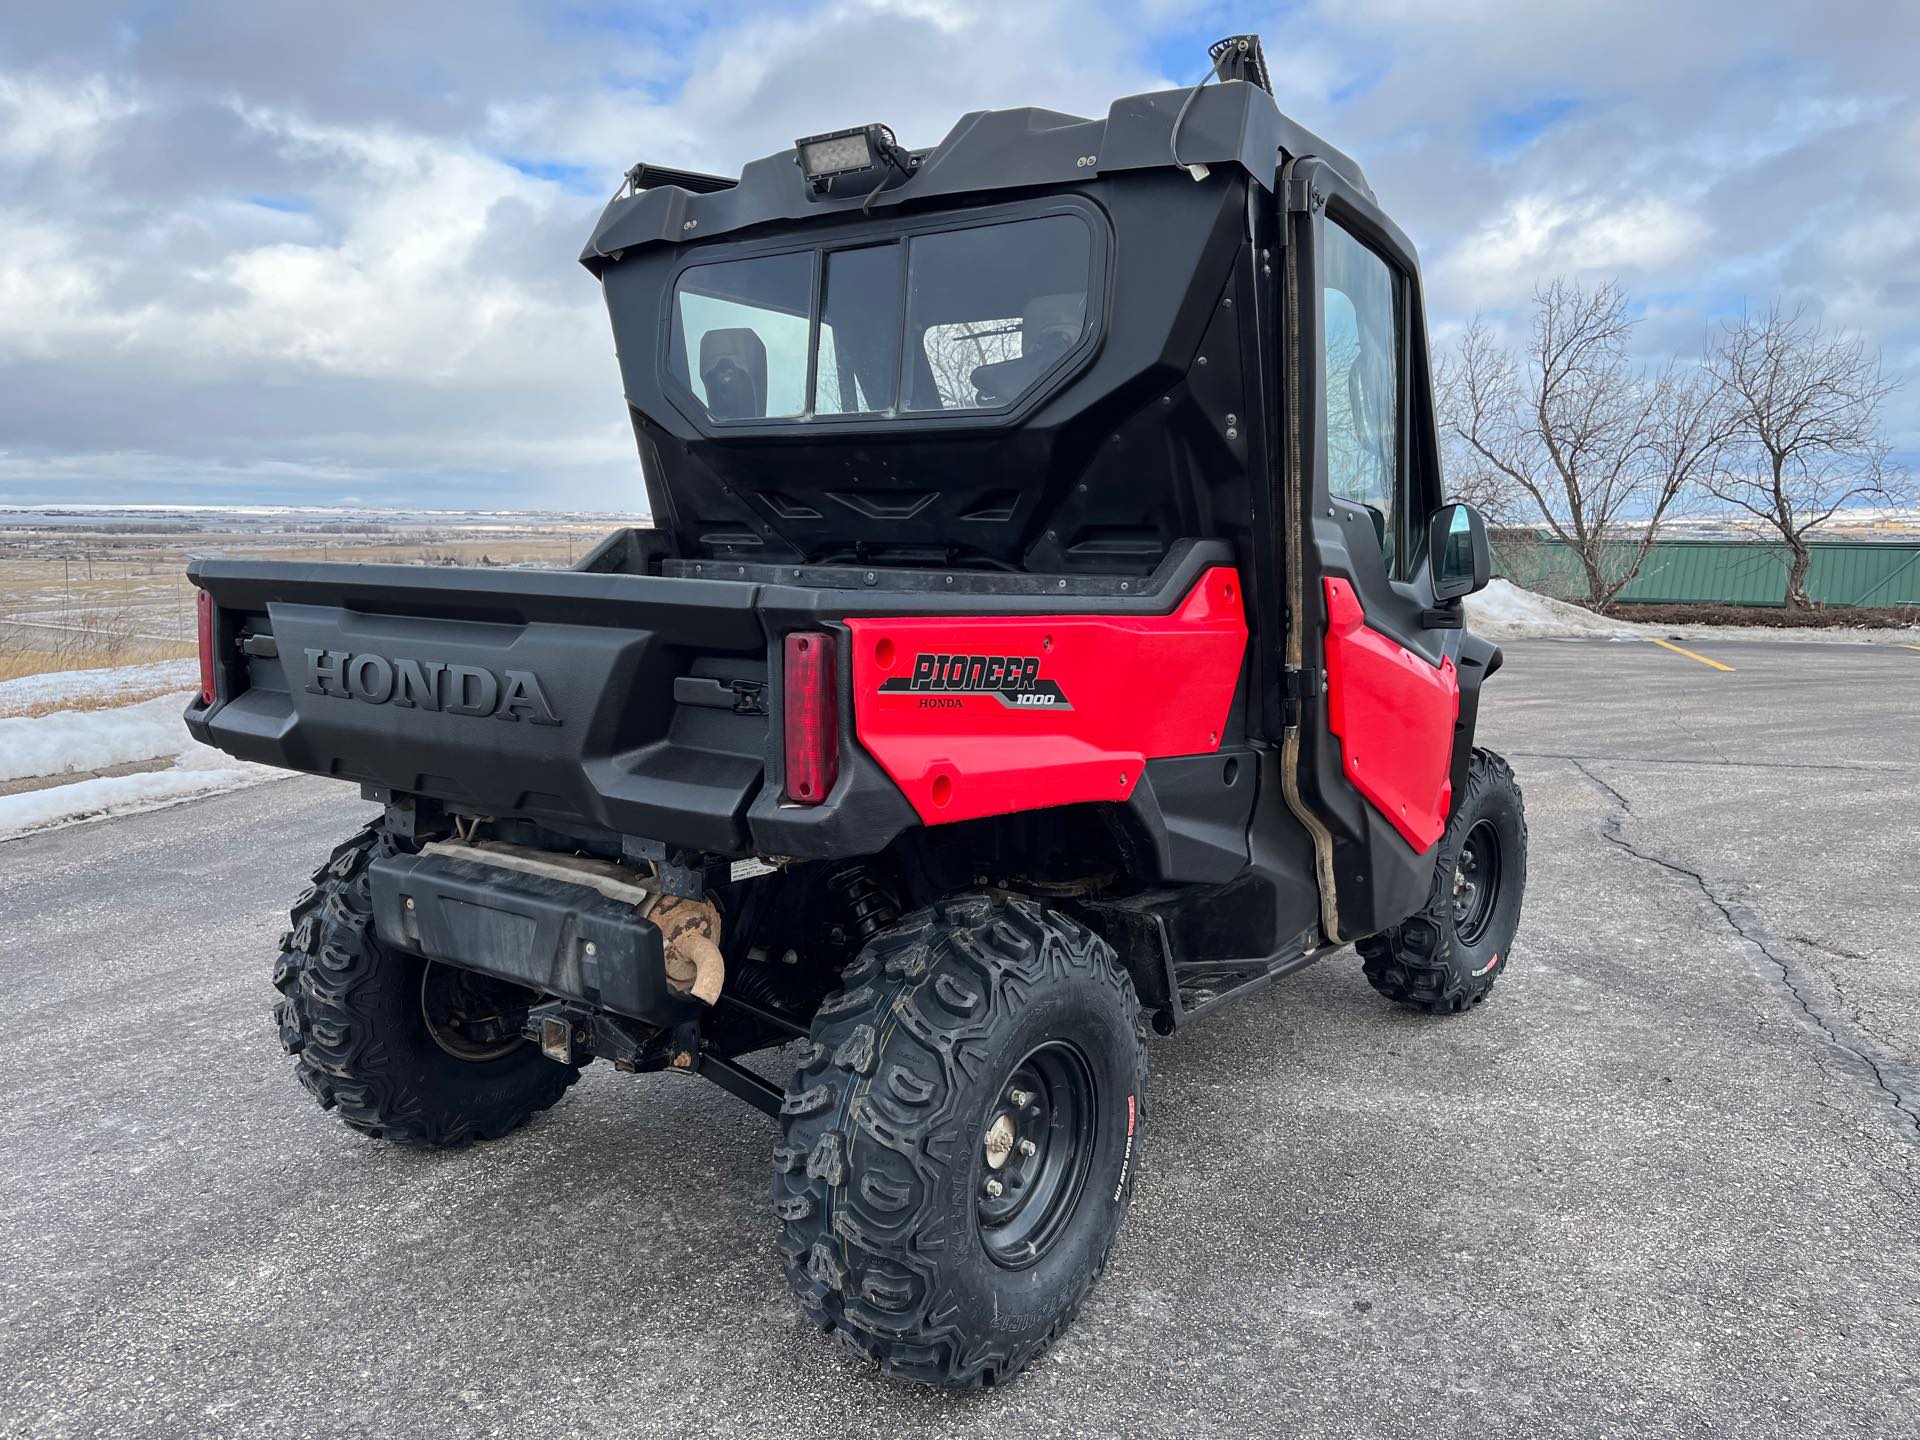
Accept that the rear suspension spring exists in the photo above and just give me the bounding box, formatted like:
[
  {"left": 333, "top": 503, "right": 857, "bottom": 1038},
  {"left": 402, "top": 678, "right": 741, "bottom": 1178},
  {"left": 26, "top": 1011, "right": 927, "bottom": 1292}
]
[{"left": 825, "top": 864, "right": 899, "bottom": 946}]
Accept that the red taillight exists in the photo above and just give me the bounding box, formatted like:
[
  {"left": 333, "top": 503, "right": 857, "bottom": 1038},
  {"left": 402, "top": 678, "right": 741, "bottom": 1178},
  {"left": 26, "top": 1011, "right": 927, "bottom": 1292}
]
[
  {"left": 783, "top": 631, "right": 839, "bottom": 805},
  {"left": 196, "top": 588, "right": 216, "bottom": 706}
]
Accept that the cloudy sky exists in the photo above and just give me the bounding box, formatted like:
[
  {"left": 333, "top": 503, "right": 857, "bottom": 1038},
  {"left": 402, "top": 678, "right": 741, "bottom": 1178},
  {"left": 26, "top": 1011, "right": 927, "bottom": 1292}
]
[{"left": 2, "top": 0, "right": 1914, "bottom": 511}]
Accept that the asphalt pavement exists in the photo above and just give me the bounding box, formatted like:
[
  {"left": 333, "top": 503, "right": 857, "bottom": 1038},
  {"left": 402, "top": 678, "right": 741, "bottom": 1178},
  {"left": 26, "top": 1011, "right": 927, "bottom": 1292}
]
[{"left": 2, "top": 635, "right": 1917, "bottom": 1438}]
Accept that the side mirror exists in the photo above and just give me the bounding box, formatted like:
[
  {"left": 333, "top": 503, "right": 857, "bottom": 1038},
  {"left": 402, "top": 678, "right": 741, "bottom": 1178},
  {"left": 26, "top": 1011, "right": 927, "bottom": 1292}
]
[{"left": 1428, "top": 502, "right": 1490, "bottom": 601}]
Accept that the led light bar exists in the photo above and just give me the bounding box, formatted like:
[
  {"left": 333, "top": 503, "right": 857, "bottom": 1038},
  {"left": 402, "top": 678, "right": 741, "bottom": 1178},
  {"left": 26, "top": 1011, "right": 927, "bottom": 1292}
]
[{"left": 794, "top": 124, "right": 897, "bottom": 188}]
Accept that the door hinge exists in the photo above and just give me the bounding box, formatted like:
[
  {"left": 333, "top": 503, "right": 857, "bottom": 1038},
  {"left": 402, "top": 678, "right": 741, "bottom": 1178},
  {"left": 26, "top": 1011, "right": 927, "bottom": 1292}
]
[
  {"left": 1282, "top": 179, "right": 1326, "bottom": 215},
  {"left": 1281, "top": 666, "right": 1323, "bottom": 700}
]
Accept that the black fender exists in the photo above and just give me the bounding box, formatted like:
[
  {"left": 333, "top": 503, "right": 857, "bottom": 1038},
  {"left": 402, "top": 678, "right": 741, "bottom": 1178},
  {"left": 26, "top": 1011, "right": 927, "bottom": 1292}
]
[{"left": 1448, "top": 629, "right": 1503, "bottom": 817}]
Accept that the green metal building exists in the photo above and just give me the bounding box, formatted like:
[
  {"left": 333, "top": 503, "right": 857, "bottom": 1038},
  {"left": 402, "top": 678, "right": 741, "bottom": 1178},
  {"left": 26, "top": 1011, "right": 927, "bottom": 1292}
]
[{"left": 1493, "top": 537, "right": 1920, "bottom": 608}]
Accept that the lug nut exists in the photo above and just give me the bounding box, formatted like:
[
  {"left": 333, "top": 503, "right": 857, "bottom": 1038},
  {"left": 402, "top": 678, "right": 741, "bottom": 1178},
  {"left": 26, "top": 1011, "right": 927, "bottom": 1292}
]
[
  {"left": 1018, "top": 1138, "right": 1037, "bottom": 1157},
  {"left": 985, "top": 1178, "right": 1004, "bottom": 1198},
  {"left": 1009, "top": 1088, "right": 1032, "bottom": 1107}
]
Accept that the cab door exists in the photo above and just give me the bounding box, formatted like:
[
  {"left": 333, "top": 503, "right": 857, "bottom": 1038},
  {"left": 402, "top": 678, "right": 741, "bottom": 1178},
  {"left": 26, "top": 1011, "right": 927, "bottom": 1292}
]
[{"left": 1277, "top": 157, "right": 1465, "bottom": 943}]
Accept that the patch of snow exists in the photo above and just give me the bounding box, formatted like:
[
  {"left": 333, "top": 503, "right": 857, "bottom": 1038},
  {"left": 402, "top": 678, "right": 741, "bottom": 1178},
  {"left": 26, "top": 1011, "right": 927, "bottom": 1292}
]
[
  {"left": 0, "top": 659, "right": 198, "bottom": 718},
  {"left": 1464, "top": 580, "right": 1641, "bottom": 640},
  {"left": 1463, "top": 579, "right": 1919, "bottom": 644},
  {"left": 0, "top": 686, "right": 280, "bottom": 841},
  {"left": 0, "top": 758, "right": 273, "bottom": 841},
  {"left": 0, "top": 693, "right": 201, "bottom": 782}
]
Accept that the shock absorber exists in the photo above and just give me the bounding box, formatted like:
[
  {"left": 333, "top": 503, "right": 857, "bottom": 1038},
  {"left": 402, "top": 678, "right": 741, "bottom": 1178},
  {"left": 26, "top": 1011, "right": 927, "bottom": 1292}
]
[{"left": 825, "top": 864, "right": 898, "bottom": 946}]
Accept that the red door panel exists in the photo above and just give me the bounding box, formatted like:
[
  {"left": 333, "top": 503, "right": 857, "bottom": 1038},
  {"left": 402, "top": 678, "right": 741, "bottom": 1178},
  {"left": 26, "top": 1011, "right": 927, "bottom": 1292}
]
[
  {"left": 1322, "top": 577, "right": 1457, "bottom": 852},
  {"left": 847, "top": 568, "right": 1247, "bottom": 825}
]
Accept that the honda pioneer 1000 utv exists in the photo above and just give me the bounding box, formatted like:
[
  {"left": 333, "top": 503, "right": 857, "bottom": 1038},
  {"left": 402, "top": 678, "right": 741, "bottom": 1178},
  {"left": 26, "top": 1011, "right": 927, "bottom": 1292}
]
[{"left": 187, "top": 35, "right": 1525, "bottom": 1389}]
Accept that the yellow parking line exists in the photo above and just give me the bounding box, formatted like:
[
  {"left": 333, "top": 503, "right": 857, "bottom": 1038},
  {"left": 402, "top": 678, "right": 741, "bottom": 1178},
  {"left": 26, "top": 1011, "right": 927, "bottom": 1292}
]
[{"left": 1648, "top": 637, "right": 1735, "bottom": 672}]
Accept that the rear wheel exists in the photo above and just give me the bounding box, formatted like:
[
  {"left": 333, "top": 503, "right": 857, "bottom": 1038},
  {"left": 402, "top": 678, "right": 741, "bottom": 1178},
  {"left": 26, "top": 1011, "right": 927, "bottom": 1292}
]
[
  {"left": 273, "top": 822, "right": 580, "bottom": 1147},
  {"left": 774, "top": 894, "right": 1147, "bottom": 1389},
  {"left": 1359, "top": 748, "right": 1527, "bottom": 1013}
]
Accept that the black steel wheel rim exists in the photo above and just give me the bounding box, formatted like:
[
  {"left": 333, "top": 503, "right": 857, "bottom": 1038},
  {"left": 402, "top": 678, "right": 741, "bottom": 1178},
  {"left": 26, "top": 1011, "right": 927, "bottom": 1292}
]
[
  {"left": 975, "top": 1040, "right": 1098, "bottom": 1270},
  {"left": 420, "top": 962, "right": 532, "bottom": 1062},
  {"left": 1453, "top": 818, "right": 1503, "bottom": 947}
]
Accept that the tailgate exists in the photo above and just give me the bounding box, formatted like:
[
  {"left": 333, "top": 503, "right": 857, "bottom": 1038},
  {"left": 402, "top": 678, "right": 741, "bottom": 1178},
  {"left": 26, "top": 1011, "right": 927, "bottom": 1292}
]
[{"left": 186, "top": 560, "right": 769, "bottom": 852}]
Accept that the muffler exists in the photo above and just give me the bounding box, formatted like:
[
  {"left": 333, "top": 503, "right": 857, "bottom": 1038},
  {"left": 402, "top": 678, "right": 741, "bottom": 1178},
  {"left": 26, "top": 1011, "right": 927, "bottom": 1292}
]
[{"left": 367, "top": 840, "right": 726, "bottom": 1025}]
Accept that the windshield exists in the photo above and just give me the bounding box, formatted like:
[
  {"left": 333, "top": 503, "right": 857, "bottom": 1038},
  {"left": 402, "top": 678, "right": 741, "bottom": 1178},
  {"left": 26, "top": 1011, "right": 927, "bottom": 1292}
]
[{"left": 668, "top": 212, "right": 1093, "bottom": 424}]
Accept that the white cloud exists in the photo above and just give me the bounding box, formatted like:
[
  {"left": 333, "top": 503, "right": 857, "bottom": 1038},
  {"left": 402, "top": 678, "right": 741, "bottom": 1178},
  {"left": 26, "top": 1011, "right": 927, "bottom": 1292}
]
[
  {"left": 1435, "top": 193, "right": 1710, "bottom": 309},
  {"left": 191, "top": 116, "right": 596, "bottom": 385},
  {"left": 1, "top": 92, "right": 606, "bottom": 391},
  {"left": 0, "top": 214, "right": 140, "bottom": 355},
  {"left": 0, "top": 72, "right": 137, "bottom": 163},
  {"left": 0, "top": 0, "right": 1915, "bottom": 506},
  {"left": 863, "top": 0, "right": 972, "bottom": 36}
]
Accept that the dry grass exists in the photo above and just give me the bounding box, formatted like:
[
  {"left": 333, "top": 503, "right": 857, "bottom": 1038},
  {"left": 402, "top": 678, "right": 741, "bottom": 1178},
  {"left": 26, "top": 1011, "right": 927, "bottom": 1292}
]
[
  {"left": 0, "top": 641, "right": 198, "bottom": 684},
  {"left": 0, "top": 513, "right": 608, "bottom": 694},
  {"left": 0, "top": 639, "right": 200, "bottom": 716},
  {"left": 3, "top": 687, "right": 197, "bottom": 720}
]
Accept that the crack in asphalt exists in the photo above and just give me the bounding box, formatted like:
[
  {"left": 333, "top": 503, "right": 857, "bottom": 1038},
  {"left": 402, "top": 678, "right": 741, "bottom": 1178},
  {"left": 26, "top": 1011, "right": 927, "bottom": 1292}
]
[
  {"left": 1666, "top": 695, "right": 1738, "bottom": 770},
  {"left": 1786, "top": 934, "right": 1869, "bottom": 961},
  {"left": 1568, "top": 757, "right": 1920, "bottom": 1149}
]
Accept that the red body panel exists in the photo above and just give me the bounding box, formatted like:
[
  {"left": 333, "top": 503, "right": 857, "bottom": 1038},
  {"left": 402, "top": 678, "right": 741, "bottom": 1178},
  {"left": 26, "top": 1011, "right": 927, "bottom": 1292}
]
[
  {"left": 1321, "top": 577, "right": 1458, "bottom": 852},
  {"left": 847, "top": 568, "right": 1247, "bottom": 826}
]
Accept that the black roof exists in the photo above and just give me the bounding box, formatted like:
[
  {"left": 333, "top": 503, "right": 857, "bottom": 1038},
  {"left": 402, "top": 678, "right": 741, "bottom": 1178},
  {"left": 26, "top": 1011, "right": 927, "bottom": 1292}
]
[{"left": 580, "top": 80, "right": 1373, "bottom": 271}]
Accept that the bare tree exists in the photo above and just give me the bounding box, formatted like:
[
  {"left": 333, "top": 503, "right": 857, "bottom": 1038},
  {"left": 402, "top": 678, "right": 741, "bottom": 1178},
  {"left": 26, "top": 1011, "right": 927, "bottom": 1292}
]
[
  {"left": 921, "top": 318, "right": 1022, "bottom": 409},
  {"left": 1441, "top": 281, "right": 1724, "bottom": 611},
  {"left": 1434, "top": 320, "right": 1527, "bottom": 527},
  {"left": 1704, "top": 302, "right": 1907, "bottom": 609}
]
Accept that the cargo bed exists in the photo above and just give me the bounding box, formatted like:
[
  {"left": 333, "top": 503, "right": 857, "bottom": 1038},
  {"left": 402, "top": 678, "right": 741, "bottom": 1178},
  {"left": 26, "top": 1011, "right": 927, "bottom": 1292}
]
[
  {"left": 188, "top": 559, "right": 783, "bottom": 854},
  {"left": 187, "top": 540, "right": 1230, "bottom": 859}
]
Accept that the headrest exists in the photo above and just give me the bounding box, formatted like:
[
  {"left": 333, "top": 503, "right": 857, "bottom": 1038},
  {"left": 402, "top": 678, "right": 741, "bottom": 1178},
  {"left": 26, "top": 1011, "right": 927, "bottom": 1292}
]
[
  {"left": 1022, "top": 293, "right": 1087, "bottom": 358},
  {"left": 698, "top": 327, "right": 769, "bottom": 419},
  {"left": 969, "top": 292, "right": 1088, "bottom": 406}
]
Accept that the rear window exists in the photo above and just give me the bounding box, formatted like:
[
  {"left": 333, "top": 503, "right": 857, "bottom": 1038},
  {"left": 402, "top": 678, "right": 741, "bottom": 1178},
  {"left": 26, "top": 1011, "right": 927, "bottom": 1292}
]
[
  {"left": 667, "top": 212, "right": 1094, "bottom": 425},
  {"left": 673, "top": 251, "right": 812, "bottom": 419}
]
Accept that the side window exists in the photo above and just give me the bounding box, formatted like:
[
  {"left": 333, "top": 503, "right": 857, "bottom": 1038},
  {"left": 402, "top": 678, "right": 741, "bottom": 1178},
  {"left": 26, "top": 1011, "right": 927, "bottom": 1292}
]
[{"left": 1322, "top": 221, "right": 1403, "bottom": 573}]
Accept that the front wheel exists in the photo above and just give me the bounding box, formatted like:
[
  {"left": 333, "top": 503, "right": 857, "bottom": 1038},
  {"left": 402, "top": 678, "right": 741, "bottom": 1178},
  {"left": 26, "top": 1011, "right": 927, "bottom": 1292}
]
[
  {"left": 773, "top": 895, "right": 1147, "bottom": 1389},
  {"left": 1359, "top": 747, "right": 1528, "bottom": 1013}
]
